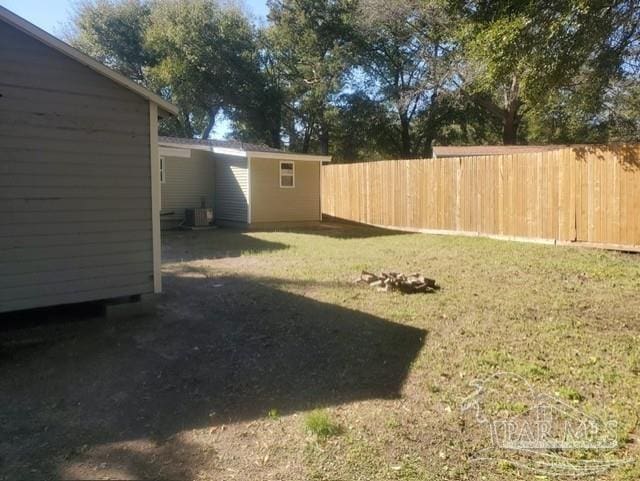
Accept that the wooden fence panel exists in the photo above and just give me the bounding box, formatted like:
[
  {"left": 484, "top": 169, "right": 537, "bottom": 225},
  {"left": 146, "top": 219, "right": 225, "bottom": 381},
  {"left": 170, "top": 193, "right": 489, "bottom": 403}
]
[{"left": 321, "top": 145, "right": 640, "bottom": 250}]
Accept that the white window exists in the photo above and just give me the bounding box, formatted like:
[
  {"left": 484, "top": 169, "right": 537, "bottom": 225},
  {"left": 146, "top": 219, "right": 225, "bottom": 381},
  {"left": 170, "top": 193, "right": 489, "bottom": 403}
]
[
  {"left": 160, "top": 156, "right": 166, "bottom": 183},
  {"left": 280, "top": 161, "right": 295, "bottom": 188}
]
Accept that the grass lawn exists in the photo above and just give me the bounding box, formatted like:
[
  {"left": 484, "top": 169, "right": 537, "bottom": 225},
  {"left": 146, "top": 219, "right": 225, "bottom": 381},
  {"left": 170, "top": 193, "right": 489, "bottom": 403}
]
[
  {"left": 161, "top": 223, "right": 640, "bottom": 480},
  {"left": 2, "top": 222, "right": 639, "bottom": 480}
]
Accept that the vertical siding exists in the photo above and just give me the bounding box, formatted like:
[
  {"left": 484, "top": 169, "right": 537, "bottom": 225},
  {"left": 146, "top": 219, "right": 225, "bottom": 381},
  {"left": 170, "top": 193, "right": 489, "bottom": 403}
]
[
  {"left": 160, "top": 149, "right": 215, "bottom": 224},
  {"left": 250, "top": 158, "right": 321, "bottom": 223},
  {"left": 214, "top": 153, "right": 248, "bottom": 223},
  {"left": 0, "top": 21, "right": 153, "bottom": 312}
]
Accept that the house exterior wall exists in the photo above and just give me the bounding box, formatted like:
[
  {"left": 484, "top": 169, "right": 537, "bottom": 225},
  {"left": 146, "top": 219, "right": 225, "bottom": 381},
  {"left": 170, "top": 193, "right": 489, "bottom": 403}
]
[
  {"left": 161, "top": 149, "right": 215, "bottom": 226},
  {"left": 0, "top": 20, "right": 154, "bottom": 312},
  {"left": 214, "top": 153, "right": 248, "bottom": 223},
  {"left": 250, "top": 158, "right": 321, "bottom": 223}
]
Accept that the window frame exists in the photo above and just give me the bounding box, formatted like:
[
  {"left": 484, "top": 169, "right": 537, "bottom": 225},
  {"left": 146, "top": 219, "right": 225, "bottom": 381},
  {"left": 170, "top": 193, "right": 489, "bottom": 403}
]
[
  {"left": 279, "top": 160, "right": 295, "bottom": 188},
  {"left": 159, "top": 156, "right": 166, "bottom": 184}
]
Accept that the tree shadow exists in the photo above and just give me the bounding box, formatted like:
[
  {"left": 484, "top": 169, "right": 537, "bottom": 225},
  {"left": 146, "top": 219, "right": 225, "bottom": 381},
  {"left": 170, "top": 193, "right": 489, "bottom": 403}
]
[
  {"left": 162, "top": 229, "right": 289, "bottom": 262},
  {"left": 251, "top": 219, "right": 410, "bottom": 239},
  {"left": 0, "top": 272, "right": 426, "bottom": 480},
  {"left": 162, "top": 222, "right": 408, "bottom": 264},
  {"left": 572, "top": 144, "right": 640, "bottom": 171}
]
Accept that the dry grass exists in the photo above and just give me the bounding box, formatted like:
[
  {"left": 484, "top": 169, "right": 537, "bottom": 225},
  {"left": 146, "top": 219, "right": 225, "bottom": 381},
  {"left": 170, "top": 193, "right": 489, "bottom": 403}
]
[
  {"left": 2, "top": 223, "right": 639, "bottom": 480},
  {"left": 158, "top": 223, "right": 640, "bottom": 480}
]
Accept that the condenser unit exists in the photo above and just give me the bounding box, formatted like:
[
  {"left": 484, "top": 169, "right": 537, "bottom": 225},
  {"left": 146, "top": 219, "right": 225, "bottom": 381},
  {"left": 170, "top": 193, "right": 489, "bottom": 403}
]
[{"left": 184, "top": 208, "right": 213, "bottom": 227}]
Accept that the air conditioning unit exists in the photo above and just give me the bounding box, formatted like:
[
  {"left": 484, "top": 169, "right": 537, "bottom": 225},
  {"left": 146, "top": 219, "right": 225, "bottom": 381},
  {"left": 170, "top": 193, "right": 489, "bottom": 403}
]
[{"left": 185, "top": 208, "right": 213, "bottom": 227}]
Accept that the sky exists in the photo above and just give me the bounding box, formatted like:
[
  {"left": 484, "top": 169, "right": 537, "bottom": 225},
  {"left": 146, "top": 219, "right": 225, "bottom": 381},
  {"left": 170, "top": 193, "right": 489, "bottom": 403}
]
[
  {"left": 0, "top": 0, "right": 269, "bottom": 138},
  {"left": 0, "top": 0, "right": 269, "bottom": 34}
]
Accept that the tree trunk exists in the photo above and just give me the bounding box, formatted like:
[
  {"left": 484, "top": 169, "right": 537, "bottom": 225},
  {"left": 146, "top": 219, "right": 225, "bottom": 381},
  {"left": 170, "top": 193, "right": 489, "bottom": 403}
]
[
  {"left": 201, "top": 108, "right": 219, "bottom": 139},
  {"left": 318, "top": 123, "right": 329, "bottom": 155},
  {"left": 270, "top": 127, "right": 281, "bottom": 149},
  {"left": 423, "top": 136, "right": 434, "bottom": 159},
  {"left": 181, "top": 110, "right": 194, "bottom": 138},
  {"left": 502, "top": 76, "right": 521, "bottom": 145},
  {"left": 502, "top": 111, "right": 519, "bottom": 144},
  {"left": 400, "top": 113, "right": 411, "bottom": 158},
  {"left": 302, "top": 124, "right": 312, "bottom": 153}
]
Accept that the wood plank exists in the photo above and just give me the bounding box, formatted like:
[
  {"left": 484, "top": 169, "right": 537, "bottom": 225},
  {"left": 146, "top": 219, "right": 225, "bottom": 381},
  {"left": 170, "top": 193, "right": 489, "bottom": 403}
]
[{"left": 318, "top": 146, "right": 640, "bottom": 251}]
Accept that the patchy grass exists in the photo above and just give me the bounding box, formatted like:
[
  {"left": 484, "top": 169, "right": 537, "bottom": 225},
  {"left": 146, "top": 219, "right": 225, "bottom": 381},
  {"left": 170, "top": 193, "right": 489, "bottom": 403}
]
[
  {"left": 557, "top": 386, "right": 585, "bottom": 402},
  {"left": 267, "top": 408, "right": 280, "bottom": 420},
  {"left": 3, "top": 223, "right": 640, "bottom": 480},
  {"left": 304, "top": 410, "right": 342, "bottom": 439},
  {"left": 156, "top": 224, "right": 640, "bottom": 480}
]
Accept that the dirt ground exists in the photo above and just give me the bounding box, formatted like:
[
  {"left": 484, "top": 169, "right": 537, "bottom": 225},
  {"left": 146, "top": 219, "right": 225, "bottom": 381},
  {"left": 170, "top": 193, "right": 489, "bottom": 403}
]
[{"left": 1, "top": 223, "right": 639, "bottom": 480}]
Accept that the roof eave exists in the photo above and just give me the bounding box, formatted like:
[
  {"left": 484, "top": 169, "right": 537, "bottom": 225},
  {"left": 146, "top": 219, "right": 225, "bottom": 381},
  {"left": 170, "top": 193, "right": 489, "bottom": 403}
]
[{"left": 247, "top": 151, "right": 332, "bottom": 162}]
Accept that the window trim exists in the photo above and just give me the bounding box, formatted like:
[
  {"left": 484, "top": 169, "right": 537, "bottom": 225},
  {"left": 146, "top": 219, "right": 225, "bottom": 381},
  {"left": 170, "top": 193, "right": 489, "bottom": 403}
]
[
  {"left": 159, "top": 156, "right": 166, "bottom": 183},
  {"left": 279, "top": 160, "right": 295, "bottom": 188}
]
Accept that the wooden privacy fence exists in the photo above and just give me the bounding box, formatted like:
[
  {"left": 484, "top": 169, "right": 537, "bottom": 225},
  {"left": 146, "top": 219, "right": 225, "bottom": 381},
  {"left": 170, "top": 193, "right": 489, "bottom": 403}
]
[{"left": 321, "top": 145, "right": 640, "bottom": 250}]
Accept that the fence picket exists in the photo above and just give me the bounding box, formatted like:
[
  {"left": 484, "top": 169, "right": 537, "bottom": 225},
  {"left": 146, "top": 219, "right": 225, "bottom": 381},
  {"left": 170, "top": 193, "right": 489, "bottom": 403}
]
[{"left": 321, "top": 146, "right": 640, "bottom": 250}]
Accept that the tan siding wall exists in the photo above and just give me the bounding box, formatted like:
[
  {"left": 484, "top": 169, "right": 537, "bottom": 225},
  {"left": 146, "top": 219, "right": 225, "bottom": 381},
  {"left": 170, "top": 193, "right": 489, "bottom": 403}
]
[
  {"left": 161, "top": 150, "right": 215, "bottom": 222},
  {"left": 250, "top": 158, "right": 320, "bottom": 223},
  {"left": 0, "top": 21, "right": 153, "bottom": 312}
]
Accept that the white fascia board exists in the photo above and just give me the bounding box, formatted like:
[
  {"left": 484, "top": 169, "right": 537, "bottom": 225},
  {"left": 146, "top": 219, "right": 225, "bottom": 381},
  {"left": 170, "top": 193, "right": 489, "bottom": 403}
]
[
  {"left": 212, "top": 147, "right": 247, "bottom": 157},
  {"left": 158, "top": 142, "right": 247, "bottom": 157},
  {"left": 247, "top": 151, "right": 332, "bottom": 162},
  {"left": 159, "top": 146, "right": 192, "bottom": 158}
]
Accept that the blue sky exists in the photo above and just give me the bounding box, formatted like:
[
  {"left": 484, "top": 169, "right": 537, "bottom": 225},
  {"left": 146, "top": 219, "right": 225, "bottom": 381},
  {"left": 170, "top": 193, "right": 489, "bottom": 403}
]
[
  {"left": 0, "top": 0, "right": 269, "bottom": 138},
  {"left": 0, "top": 0, "right": 269, "bottom": 34}
]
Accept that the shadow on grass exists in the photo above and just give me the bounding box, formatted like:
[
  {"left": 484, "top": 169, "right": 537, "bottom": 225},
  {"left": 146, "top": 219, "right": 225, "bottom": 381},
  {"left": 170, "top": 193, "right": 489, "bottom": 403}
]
[
  {"left": 249, "top": 219, "right": 410, "bottom": 240},
  {"left": 0, "top": 272, "right": 426, "bottom": 480},
  {"left": 162, "top": 229, "right": 289, "bottom": 262},
  {"left": 162, "top": 222, "right": 409, "bottom": 263}
]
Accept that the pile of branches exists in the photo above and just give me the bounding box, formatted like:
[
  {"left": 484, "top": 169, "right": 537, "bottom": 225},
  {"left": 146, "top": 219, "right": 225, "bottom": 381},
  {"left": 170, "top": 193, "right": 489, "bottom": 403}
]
[{"left": 356, "top": 270, "right": 440, "bottom": 294}]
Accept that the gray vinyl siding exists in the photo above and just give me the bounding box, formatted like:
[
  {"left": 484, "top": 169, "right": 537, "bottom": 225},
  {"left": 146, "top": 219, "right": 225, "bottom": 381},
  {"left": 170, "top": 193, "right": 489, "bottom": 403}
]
[
  {"left": 214, "top": 154, "right": 248, "bottom": 223},
  {"left": 161, "top": 150, "right": 215, "bottom": 224},
  {"left": 0, "top": 20, "right": 153, "bottom": 312}
]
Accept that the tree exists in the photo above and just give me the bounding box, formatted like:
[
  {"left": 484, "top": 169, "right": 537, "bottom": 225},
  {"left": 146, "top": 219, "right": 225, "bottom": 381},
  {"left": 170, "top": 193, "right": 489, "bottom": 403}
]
[
  {"left": 455, "top": 0, "right": 640, "bottom": 144},
  {"left": 353, "top": 0, "right": 456, "bottom": 158},
  {"left": 145, "top": 0, "right": 269, "bottom": 139},
  {"left": 71, "top": 0, "right": 153, "bottom": 83},
  {"left": 265, "top": 0, "right": 357, "bottom": 154},
  {"left": 328, "top": 92, "right": 396, "bottom": 162},
  {"left": 70, "top": 0, "right": 281, "bottom": 142}
]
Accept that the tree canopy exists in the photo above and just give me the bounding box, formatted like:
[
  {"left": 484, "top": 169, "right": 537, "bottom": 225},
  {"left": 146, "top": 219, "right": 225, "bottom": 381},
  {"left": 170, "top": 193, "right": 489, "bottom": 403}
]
[{"left": 69, "top": 0, "right": 640, "bottom": 160}]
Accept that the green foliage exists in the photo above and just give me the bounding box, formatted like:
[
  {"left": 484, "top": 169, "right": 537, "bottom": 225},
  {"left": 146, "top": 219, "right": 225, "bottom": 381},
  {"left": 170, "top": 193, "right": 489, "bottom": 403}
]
[
  {"left": 328, "top": 93, "right": 396, "bottom": 162},
  {"left": 69, "top": 0, "right": 640, "bottom": 157},
  {"left": 267, "top": 408, "right": 280, "bottom": 420},
  {"left": 70, "top": 0, "right": 278, "bottom": 142},
  {"left": 145, "top": 0, "right": 264, "bottom": 138},
  {"left": 265, "top": 0, "right": 357, "bottom": 154},
  {"left": 455, "top": 0, "right": 640, "bottom": 144},
  {"left": 304, "top": 409, "right": 342, "bottom": 438},
  {"left": 70, "top": 0, "right": 153, "bottom": 82}
]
